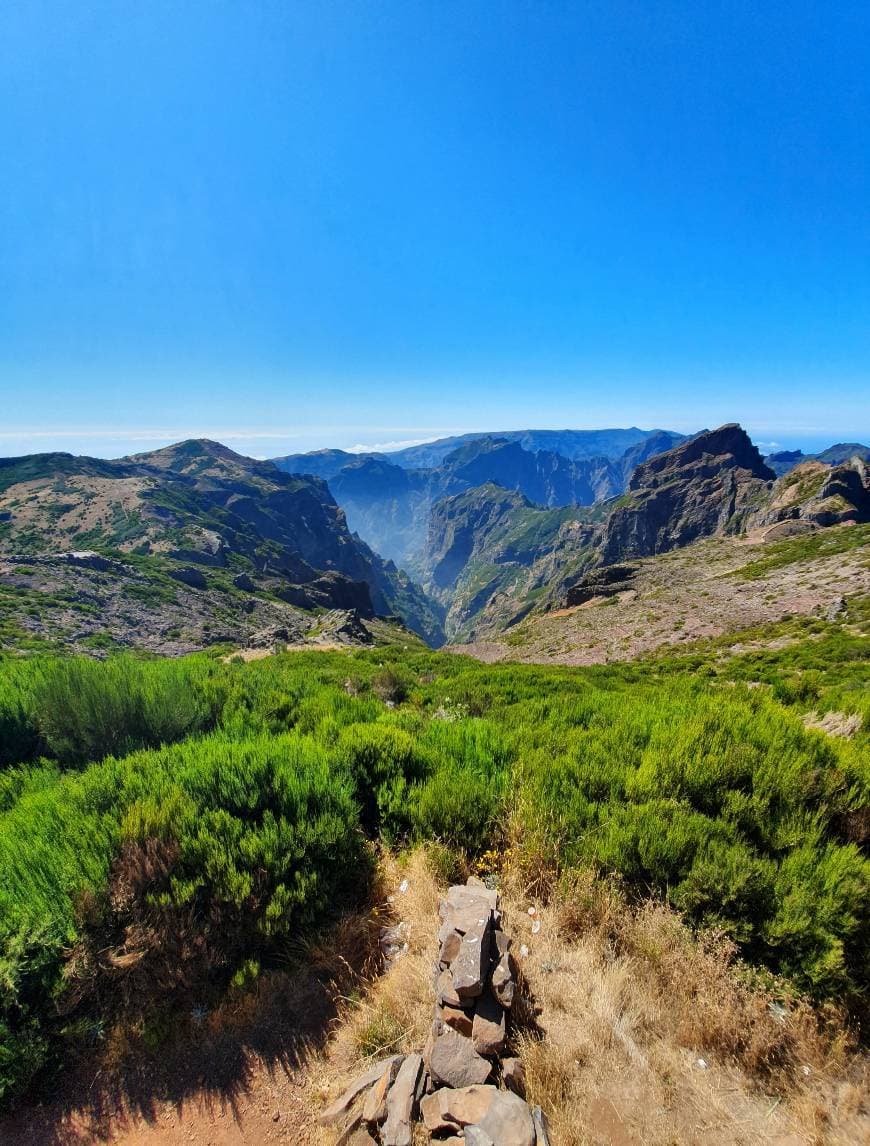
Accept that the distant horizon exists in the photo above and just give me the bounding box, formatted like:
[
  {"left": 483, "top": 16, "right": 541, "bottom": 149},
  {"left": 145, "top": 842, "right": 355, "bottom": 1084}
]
[{"left": 0, "top": 422, "right": 866, "bottom": 463}]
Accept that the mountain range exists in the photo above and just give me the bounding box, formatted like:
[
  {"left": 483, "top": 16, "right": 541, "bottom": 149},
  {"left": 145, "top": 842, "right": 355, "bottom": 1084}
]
[
  {"left": 0, "top": 425, "right": 867, "bottom": 656},
  {"left": 272, "top": 428, "right": 685, "bottom": 568}
]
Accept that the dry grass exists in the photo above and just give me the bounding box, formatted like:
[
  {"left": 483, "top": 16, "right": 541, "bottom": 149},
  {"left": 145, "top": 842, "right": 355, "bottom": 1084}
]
[
  {"left": 303, "top": 848, "right": 868, "bottom": 1145},
  {"left": 803, "top": 710, "right": 863, "bottom": 738},
  {"left": 310, "top": 848, "right": 447, "bottom": 1143},
  {"left": 500, "top": 865, "right": 869, "bottom": 1145}
]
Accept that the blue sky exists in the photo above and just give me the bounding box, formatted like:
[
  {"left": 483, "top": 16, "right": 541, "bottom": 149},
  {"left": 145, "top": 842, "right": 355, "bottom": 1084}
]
[{"left": 1, "top": 1, "right": 868, "bottom": 459}]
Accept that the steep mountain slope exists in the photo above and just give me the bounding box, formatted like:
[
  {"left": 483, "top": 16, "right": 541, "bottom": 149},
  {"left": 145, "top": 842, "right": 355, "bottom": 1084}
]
[
  {"left": 0, "top": 440, "right": 444, "bottom": 650},
  {"left": 599, "top": 424, "right": 775, "bottom": 563},
  {"left": 421, "top": 484, "right": 596, "bottom": 640},
  {"left": 273, "top": 430, "right": 685, "bottom": 569}
]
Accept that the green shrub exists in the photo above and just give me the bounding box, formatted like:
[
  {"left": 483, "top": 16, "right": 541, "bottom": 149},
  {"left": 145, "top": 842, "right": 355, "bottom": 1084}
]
[
  {"left": 0, "top": 632, "right": 866, "bottom": 1107},
  {"left": 30, "top": 656, "right": 225, "bottom": 764},
  {"left": 0, "top": 731, "right": 364, "bottom": 1105}
]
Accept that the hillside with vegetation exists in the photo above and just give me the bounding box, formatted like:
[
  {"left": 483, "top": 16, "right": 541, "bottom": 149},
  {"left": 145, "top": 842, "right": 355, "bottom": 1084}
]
[
  {"left": 0, "top": 439, "right": 444, "bottom": 651},
  {"left": 0, "top": 611, "right": 867, "bottom": 1126}
]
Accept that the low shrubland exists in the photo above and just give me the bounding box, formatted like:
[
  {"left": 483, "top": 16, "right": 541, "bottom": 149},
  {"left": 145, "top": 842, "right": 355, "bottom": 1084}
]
[{"left": 0, "top": 630, "right": 867, "bottom": 1107}]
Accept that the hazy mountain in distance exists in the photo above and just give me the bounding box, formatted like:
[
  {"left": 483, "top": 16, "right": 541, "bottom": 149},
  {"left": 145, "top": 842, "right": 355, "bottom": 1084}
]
[
  {"left": 384, "top": 427, "right": 680, "bottom": 469},
  {"left": 765, "top": 442, "right": 870, "bottom": 476},
  {"left": 272, "top": 429, "right": 686, "bottom": 569}
]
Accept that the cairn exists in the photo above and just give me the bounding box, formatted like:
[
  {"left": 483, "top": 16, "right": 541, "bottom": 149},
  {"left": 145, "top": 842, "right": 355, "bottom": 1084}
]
[{"left": 319, "top": 878, "right": 550, "bottom": 1145}]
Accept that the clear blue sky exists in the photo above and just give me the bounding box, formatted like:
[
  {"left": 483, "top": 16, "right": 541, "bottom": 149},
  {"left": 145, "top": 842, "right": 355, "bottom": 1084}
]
[{"left": 1, "top": 1, "right": 868, "bottom": 458}]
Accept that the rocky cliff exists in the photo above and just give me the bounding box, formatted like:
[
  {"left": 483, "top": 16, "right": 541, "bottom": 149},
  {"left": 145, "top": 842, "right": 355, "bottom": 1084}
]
[{"left": 599, "top": 424, "right": 775, "bottom": 562}]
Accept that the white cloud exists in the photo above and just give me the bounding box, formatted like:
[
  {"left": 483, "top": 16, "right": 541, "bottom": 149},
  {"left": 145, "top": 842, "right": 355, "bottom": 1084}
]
[{"left": 344, "top": 437, "right": 440, "bottom": 454}]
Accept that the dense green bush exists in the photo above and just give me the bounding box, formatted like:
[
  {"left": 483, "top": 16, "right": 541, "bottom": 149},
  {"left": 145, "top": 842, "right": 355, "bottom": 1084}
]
[
  {"left": 0, "top": 730, "right": 362, "bottom": 1104},
  {"left": 0, "top": 628, "right": 866, "bottom": 1107}
]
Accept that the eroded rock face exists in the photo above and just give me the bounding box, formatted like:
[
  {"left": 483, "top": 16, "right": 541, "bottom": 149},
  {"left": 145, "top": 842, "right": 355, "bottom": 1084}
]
[{"left": 599, "top": 425, "right": 775, "bottom": 563}]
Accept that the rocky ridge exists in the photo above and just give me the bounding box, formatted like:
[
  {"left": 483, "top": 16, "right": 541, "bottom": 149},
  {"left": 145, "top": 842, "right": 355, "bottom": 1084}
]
[
  {"left": 0, "top": 439, "right": 444, "bottom": 651},
  {"left": 273, "top": 431, "right": 684, "bottom": 569}
]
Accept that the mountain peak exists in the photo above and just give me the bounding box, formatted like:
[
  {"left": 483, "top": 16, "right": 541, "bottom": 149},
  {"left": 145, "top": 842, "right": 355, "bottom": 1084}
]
[{"left": 629, "top": 424, "right": 773, "bottom": 491}]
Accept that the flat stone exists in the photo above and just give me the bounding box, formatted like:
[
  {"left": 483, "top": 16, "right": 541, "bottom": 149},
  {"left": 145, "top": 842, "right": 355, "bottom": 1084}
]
[
  {"left": 472, "top": 990, "right": 506, "bottom": 1055},
  {"left": 452, "top": 913, "right": 492, "bottom": 999},
  {"left": 436, "top": 968, "right": 462, "bottom": 1007},
  {"left": 442, "top": 903, "right": 494, "bottom": 935},
  {"left": 442, "top": 1002, "right": 473, "bottom": 1037},
  {"left": 429, "top": 1029, "right": 492, "bottom": 1088},
  {"left": 318, "top": 1055, "right": 403, "bottom": 1124},
  {"left": 465, "top": 1127, "right": 496, "bottom": 1146},
  {"left": 420, "top": 1084, "right": 499, "bottom": 1132},
  {"left": 381, "top": 1052, "right": 423, "bottom": 1146},
  {"left": 532, "top": 1104, "right": 552, "bottom": 1146},
  {"left": 362, "top": 1056, "right": 400, "bottom": 1124},
  {"left": 475, "top": 1090, "right": 536, "bottom": 1146},
  {"left": 447, "top": 883, "right": 499, "bottom": 913},
  {"left": 502, "top": 1056, "right": 526, "bottom": 1096}
]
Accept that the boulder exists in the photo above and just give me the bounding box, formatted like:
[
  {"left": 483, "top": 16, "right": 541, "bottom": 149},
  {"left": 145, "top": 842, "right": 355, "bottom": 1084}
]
[
  {"left": 381, "top": 1052, "right": 423, "bottom": 1146},
  {"left": 428, "top": 1029, "right": 491, "bottom": 1088},
  {"left": 474, "top": 1089, "right": 536, "bottom": 1146},
  {"left": 472, "top": 990, "right": 506, "bottom": 1056},
  {"left": 169, "top": 565, "right": 207, "bottom": 589},
  {"left": 232, "top": 572, "right": 256, "bottom": 591},
  {"left": 420, "top": 1084, "right": 499, "bottom": 1132}
]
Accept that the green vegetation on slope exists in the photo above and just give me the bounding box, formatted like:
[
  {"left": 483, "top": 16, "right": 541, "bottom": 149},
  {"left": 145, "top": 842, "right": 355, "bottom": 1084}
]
[
  {"left": 0, "top": 628, "right": 867, "bottom": 1105},
  {"left": 735, "top": 522, "right": 870, "bottom": 580}
]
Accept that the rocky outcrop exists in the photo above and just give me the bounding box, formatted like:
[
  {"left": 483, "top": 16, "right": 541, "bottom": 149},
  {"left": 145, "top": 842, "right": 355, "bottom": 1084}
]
[
  {"left": 318, "top": 879, "right": 551, "bottom": 1145},
  {"left": 564, "top": 563, "right": 637, "bottom": 607},
  {"left": 599, "top": 425, "right": 774, "bottom": 563},
  {"left": 753, "top": 457, "right": 870, "bottom": 529}
]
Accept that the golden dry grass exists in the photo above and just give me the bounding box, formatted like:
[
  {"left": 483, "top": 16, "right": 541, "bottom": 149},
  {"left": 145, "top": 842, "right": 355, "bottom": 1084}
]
[
  {"left": 501, "top": 865, "right": 869, "bottom": 1145},
  {"left": 306, "top": 848, "right": 868, "bottom": 1145}
]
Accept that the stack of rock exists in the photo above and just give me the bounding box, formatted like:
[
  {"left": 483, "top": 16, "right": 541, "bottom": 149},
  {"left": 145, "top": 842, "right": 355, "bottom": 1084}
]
[{"left": 319, "top": 878, "right": 550, "bottom": 1146}]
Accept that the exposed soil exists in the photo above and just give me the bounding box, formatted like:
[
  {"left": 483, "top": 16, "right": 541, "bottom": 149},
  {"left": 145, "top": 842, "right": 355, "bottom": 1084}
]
[{"left": 456, "top": 532, "right": 870, "bottom": 666}]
